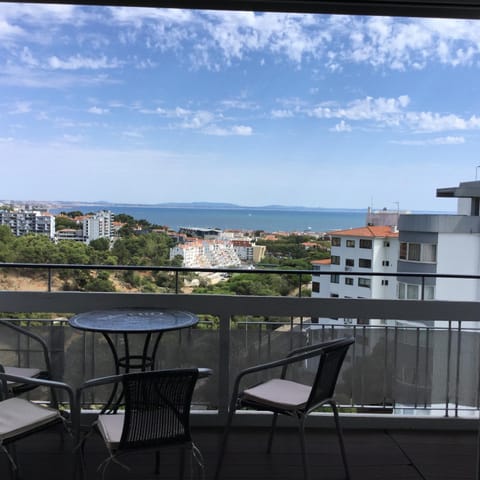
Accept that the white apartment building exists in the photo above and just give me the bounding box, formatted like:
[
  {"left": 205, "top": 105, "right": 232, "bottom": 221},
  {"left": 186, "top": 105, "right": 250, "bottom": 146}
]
[
  {"left": 170, "top": 239, "right": 241, "bottom": 268},
  {"left": 397, "top": 179, "right": 480, "bottom": 303},
  {"left": 82, "top": 210, "right": 114, "bottom": 244},
  {"left": 312, "top": 225, "right": 399, "bottom": 301},
  {"left": 0, "top": 210, "right": 55, "bottom": 239}
]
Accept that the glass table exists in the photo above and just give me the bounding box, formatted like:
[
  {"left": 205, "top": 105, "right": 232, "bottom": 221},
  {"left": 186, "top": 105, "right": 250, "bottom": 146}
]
[{"left": 69, "top": 308, "right": 199, "bottom": 412}]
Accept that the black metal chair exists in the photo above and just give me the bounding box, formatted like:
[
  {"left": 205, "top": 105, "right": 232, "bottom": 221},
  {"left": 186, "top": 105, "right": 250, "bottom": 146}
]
[
  {"left": 0, "top": 319, "right": 54, "bottom": 399},
  {"left": 214, "top": 337, "right": 355, "bottom": 480},
  {"left": 0, "top": 368, "right": 77, "bottom": 480},
  {"left": 77, "top": 367, "right": 213, "bottom": 479}
]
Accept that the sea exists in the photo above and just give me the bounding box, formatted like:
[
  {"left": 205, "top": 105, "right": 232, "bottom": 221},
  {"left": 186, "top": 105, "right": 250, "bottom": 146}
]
[{"left": 51, "top": 205, "right": 368, "bottom": 233}]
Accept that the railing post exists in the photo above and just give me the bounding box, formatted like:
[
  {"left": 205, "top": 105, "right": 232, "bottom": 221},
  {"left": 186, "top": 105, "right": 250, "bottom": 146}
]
[
  {"left": 175, "top": 271, "right": 179, "bottom": 294},
  {"left": 47, "top": 267, "right": 52, "bottom": 292},
  {"left": 445, "top": 320, "right": 453, "bottom": 417},
  {"left": 218, "top": 313, "right": 231, "bottom": 418}
]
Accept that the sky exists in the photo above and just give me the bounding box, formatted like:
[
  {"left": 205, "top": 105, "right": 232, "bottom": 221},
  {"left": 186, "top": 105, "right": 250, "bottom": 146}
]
[{"left": 1, "top": 4, "right": 480, "bottom": 211}]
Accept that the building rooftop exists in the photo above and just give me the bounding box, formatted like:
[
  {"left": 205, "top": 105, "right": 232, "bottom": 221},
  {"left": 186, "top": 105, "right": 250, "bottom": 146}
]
[{"left": 329, "top": 225, "right": 399, "bottom": 238}]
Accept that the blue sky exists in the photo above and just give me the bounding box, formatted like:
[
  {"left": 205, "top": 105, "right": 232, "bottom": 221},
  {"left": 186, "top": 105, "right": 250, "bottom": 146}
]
[{"left": 1, "top": 4, "right": 480, "bottom": 211}]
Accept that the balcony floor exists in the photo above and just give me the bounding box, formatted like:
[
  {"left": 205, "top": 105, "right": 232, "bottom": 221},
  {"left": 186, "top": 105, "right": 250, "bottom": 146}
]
[{"left": 2, "top": 424, "right": 477, "bottom": 479}]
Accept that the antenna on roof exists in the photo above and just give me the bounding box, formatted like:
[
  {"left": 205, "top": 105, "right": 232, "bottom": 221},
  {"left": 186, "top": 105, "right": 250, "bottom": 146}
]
[{"left": 476, "top": 165, "right": 480, "bottom": 180}]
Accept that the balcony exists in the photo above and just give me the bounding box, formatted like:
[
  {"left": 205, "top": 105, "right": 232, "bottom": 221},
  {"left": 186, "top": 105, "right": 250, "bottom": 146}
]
[{"left": 1, "top": 265, "right": 480, "bottom": 478}]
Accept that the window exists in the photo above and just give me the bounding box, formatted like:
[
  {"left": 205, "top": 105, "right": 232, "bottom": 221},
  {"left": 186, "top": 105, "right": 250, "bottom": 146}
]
[
  {"left": 346, "top": 239, "right": 355, "bottom": 248},
  {"left": 331, "top": 237, "right": 341, "bottom": 247},
  {"left": 330, "top": 274, "right": 340, "bottom": 284},
  {"left": 381, "top": 280, "right": 389, "bottom": 286},
  {"left": 345, "top": 277, "right": 354, "bottom": 285},
  {"left": 359, "top": 258, "right": 371, "bottom": 268},
  {"left": 331, "top": 255, "right": 340, "bottom": 265},
  {"left": 400, "top": 242, "right": 437, "bottom": 263},
  {"left": 422, "top": 244, "right": 437, "bottom": 262},
  {"left": 345, "top": 258, "right": 354, "bottom": 267},
  {"left": 399, "top": 283, "right": 435, "bottom": 300},
  {"left": 384, "top": 241, "right": 390, "bottom": 247},
  {"left": 382, "top": 260, "right": 390, "bottom": 267},
  {"left": 330, "top": 293, "right": 339, "bottom": 298},
  {"left": 360, "top": 239, "right": 372, "bottom": 249},
  {"left": 312, "top": 281, "right": 320, "bottom": 293},
  {"left": 358, "top": 278, "right": 371, "bottom": 288}
]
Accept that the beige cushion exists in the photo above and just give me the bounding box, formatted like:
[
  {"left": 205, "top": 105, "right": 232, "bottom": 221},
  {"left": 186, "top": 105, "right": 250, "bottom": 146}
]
[
  {"left": 97, "top": 414, "right": 125, "bottom": 450},
  {"left": 0, "top": 397, "right": 60, "bottom": 441},
  {"left": 4, "top": 366, "right": 42, "bottom": 386},
  {"left": 242, "top": 378, "right": 312, "bottom": 409}
]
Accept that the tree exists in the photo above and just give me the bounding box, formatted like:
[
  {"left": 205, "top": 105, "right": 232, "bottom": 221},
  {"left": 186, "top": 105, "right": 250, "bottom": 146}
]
[{"left": 0, "top": 225, "right": 14, "bottom": 261}]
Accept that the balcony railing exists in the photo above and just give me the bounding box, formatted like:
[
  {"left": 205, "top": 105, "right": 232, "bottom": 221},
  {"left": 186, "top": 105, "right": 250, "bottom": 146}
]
[{"left": 1, "top": 263, "right": 480, "bottom": 429}]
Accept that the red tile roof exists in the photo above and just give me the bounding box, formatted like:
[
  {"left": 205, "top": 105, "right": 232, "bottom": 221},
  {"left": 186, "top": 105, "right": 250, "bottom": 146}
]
[
  {"left": 311, "top": 259, "right": 331, "bottom": 265},
  {"left": 329, "top": 225, "right": 398, "bottom": 238}
]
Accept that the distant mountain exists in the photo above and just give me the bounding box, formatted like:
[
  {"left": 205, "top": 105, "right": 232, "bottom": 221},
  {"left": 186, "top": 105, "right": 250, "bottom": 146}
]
[{"left": 50, "top": 200, "right": 368, "bottom": 212}]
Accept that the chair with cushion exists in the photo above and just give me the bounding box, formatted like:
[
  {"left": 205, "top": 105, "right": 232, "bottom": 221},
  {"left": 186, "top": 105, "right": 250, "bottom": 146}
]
[
  {"left": 77, "top": 367, "right": 212, "bottom": 479},
  {"left": 214, "top": 336, "right": 355, "bottom": 480},
  {"left": 0, "top": 368, "right": 76, "bottom": 479},
  {"left": 0, "top": 319, "right": 54, "bottom": 400}
]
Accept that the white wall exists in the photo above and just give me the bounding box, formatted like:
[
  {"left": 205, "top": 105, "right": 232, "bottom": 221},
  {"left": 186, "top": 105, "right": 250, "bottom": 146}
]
[{"left": 436, "top": 233, "right": 480, "bottom": 301}]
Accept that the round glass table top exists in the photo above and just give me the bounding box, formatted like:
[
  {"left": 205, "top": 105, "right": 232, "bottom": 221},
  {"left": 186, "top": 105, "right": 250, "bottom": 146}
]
[{"left": 69, "top": 308, "right": 198, "bottom": 334}]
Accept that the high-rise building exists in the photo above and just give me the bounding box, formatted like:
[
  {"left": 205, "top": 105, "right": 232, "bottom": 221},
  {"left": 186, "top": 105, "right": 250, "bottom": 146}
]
[
  {"left": 311, "top": 225, "right": 399, "bottom": 301},
  {"left": 0, "top": 210, "right": 55, "bottom": 239}
]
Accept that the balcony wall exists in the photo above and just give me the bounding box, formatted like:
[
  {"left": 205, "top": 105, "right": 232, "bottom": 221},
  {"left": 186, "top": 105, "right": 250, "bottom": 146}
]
[{"left": 1, "top": 291, "right": 479, "bottom": 430}]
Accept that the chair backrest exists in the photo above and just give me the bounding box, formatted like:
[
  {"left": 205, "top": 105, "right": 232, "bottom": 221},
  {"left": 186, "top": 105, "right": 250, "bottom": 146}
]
[
  {"left": 305, "top": 337, "right": 354, "bottom": 412},
  {"left": 119, "top": 368, "right": 199, "bottom": 450}
]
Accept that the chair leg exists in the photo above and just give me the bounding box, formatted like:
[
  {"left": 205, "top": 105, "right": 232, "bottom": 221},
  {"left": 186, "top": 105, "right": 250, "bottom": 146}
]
[
  {"left": 297, "top": 417, "right": 310, "bottom": 480},
  {"left": 179, "top": 447, "right": 186, "bottom": 480},
  {"left": 267, "top": 413, "right": 278, "bottom": 453},
  {"left": 330, "top": 400, "right": 351, "bottom": 480},
  {"left": 214, "top": 405, "right": 237, "bottom": 480}
]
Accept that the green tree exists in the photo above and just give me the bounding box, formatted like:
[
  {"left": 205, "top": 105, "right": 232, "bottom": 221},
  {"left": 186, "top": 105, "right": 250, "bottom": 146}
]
[{"left": 0, "top": 225, "right": 14, "bottom": 261}]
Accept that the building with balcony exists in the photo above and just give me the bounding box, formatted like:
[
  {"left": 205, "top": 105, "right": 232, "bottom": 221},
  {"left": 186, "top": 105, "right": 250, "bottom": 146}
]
[
  {"left": 0, "top": 209, "right": 55, "bottom": 239},
  {"left": 312, "top": 225, "right": 399, "bottom": 302},
  {"left": 82, "top": 210, "right": 114, "bottom": 244},
  {"left": 397, "top": 180, "right": 480, "bottom": 303}
]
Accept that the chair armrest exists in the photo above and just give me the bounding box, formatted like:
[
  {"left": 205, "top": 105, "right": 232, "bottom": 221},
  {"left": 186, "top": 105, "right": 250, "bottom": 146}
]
[
  {"left": 0, "top": 371, "right": 78, "bottom": 438},
  {"left": 229, "top": 337, "right": 355, "bottom": 408},
  {"left": 0, "top": 319, "right": 53, "bottom": 376},
  {"left": 286, "top": 337, "right": 353, "bottom": 358},
  {"left": 198, "top": 368, "right": 213, "bottom": 379}
]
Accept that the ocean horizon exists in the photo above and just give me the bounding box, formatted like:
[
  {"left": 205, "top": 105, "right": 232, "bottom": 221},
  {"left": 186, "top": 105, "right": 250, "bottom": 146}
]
[{"left": 51, "top": 205, "right": 369, "bottom": 233}]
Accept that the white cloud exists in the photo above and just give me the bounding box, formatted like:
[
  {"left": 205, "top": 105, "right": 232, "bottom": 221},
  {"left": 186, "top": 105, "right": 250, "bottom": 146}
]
[
  {"left": 393, "top": 136, "right": 466, "bottom": 145},
  {"left": 405, "top": 112, "right": 480, "bottom": 132},
  {"left": 9, "top": 101, "right": 31, "bottom": 114},
  {"left": 271, "top": 109, "right": 294, "bottom": 119},
  {"left": 331, "top": 120, "right": 352, "bottom": 132},
  {"left": 204, "top": 124, "right": 253, "bottom": 136},
  {"left": 62, "top": 134, "right": 83, "bottom": 143},
  {"left": 88, "top": 106, "right": 109, "bottom": 115},
  {"left": 48, "top": 55, "right": 121, "bottom": 70}
]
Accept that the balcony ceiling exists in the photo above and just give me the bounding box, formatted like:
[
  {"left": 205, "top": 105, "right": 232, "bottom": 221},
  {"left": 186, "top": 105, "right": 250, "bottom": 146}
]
[{"left": 2, "top": 0, "right": 480, "bottom": 20}]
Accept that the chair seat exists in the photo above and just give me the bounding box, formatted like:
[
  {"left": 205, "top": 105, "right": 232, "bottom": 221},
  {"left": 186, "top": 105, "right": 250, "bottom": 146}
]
[
  {"left": 97, "top": 414, "right": 124, "bottom": 450},
  {"left": 242, "top": 378, "right": 312, "bottom": 409},
  {"left": 0, "top": 397, "right": 60, "bottom": 442},
  {"left": 4, "top": 366, "right": 43, "bottom": 386}
]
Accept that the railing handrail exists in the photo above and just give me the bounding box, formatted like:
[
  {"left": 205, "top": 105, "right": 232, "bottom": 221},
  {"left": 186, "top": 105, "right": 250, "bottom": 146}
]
[{"left": 1, "top": 261, "right": 479, "bottom": 279}]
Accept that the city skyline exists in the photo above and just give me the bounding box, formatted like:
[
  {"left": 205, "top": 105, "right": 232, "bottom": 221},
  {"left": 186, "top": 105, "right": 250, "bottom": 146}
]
[{"left": 1, "top": 4, "right": 480, "bottom": 211}]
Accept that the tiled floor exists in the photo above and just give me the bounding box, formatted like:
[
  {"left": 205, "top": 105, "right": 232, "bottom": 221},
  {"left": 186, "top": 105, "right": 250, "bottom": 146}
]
[{"left": 2, "top": 425, "right": 477, "bottom": 479}]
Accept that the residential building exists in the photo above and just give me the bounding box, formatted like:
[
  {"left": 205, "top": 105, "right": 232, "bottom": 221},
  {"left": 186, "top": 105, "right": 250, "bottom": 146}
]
[
  {"left": 82, "top": 210, "right": 114, "bottom": 244},
  {"left": 397, "top": 179, "right": 480, "bottom": 304},
  {"left": 0, "top": 209, "right": 55, "bottom": 239},
  {"left": 311, "top": 225, "right": 399, "bottom": 302},
  {"left": 170, "top": 239, "right": 241, "bottom": 268}
]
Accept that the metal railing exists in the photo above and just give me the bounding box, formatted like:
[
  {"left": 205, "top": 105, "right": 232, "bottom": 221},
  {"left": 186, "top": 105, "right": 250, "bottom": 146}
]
[
  {"left": 2, "top": 261, "right": 480, "bottom": 299},
  {"left": 1, "top": 263, "right": 480, "bottom": 428}
]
